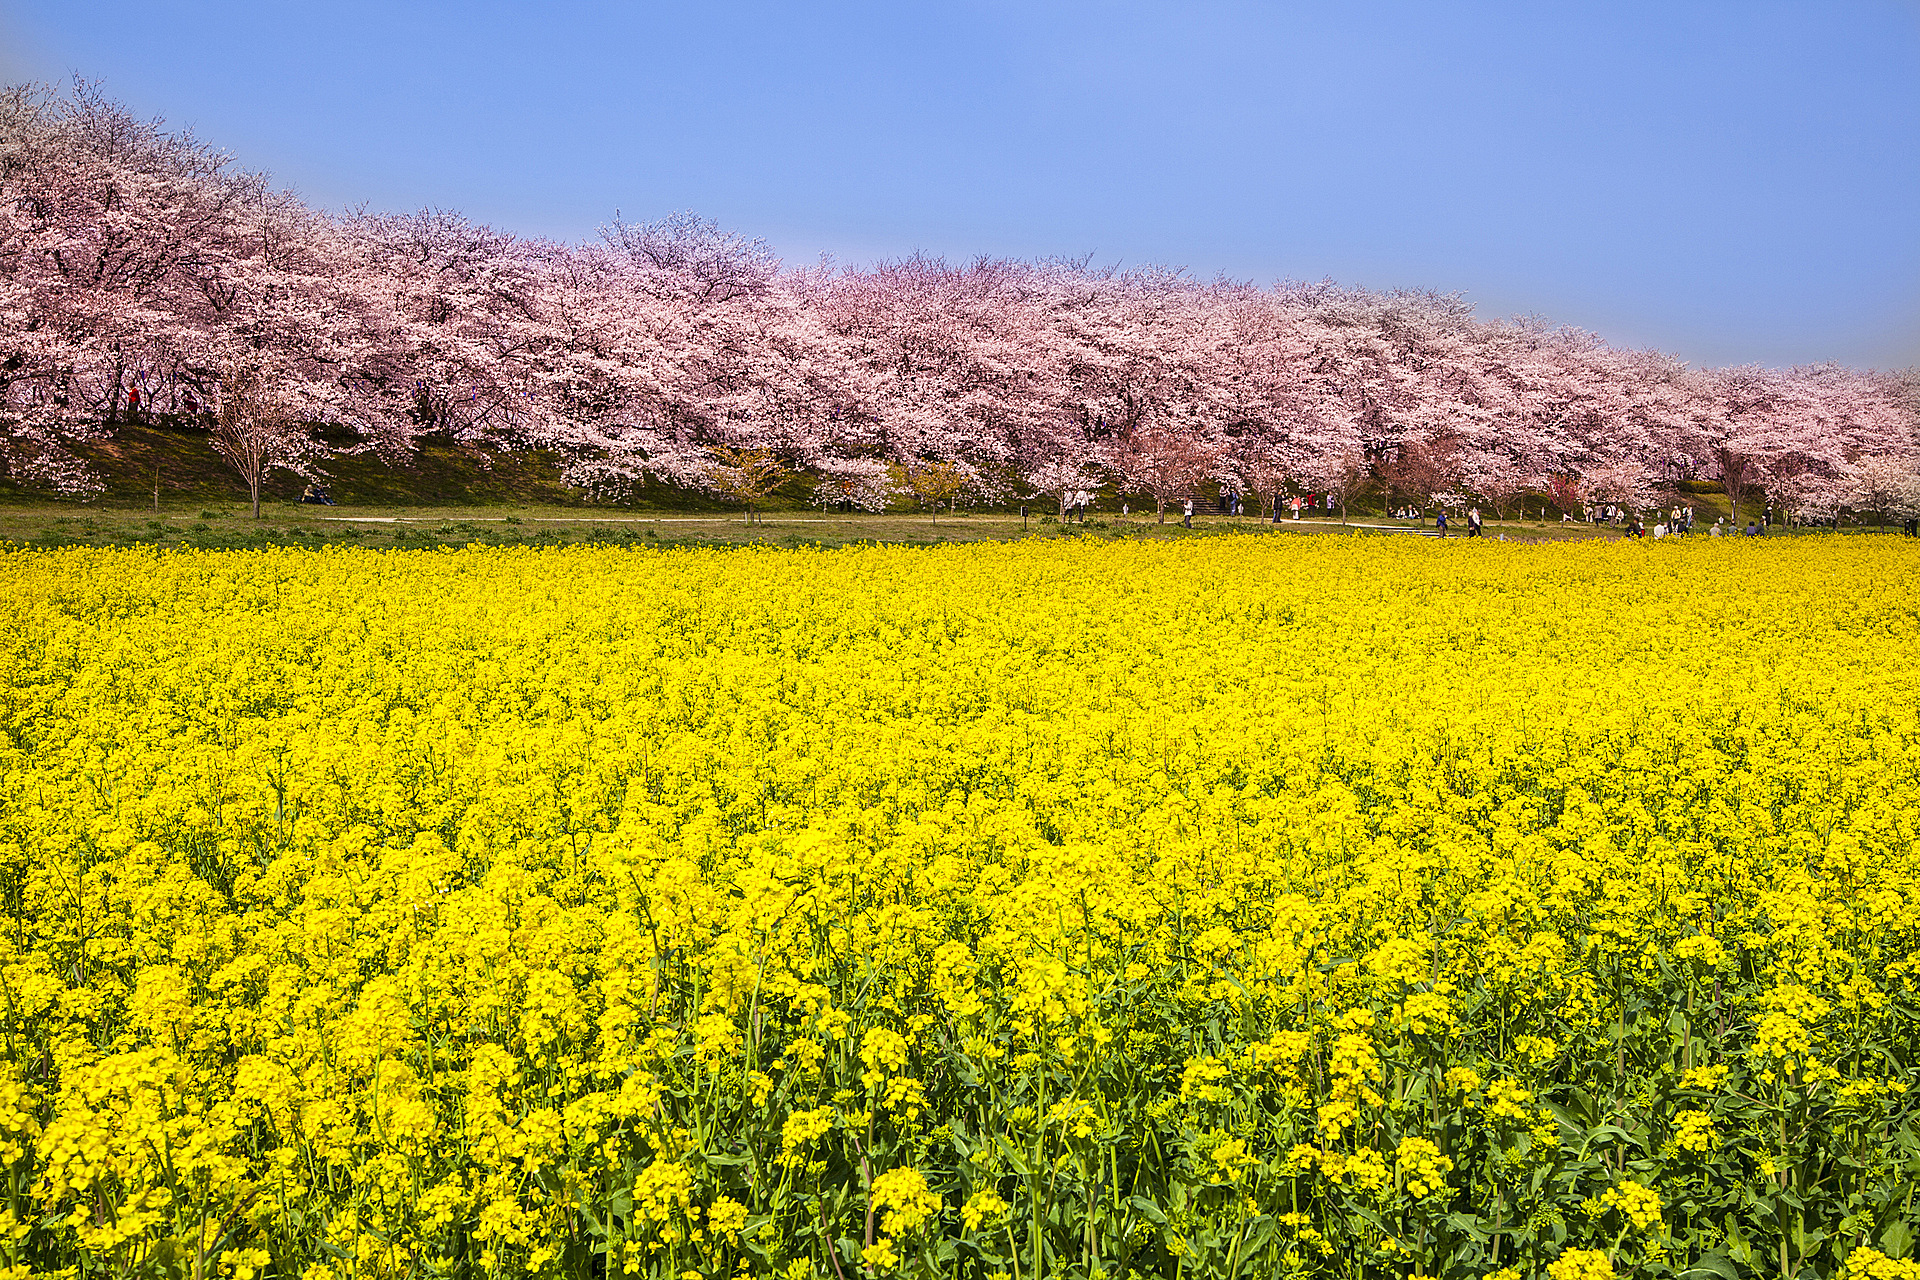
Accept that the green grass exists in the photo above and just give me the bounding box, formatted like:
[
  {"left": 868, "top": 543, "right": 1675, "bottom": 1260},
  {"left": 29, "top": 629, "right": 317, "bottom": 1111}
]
[
  {"left": 6, "top": 418, "right": 801, "bottom": 512},
  {"left": 9, "top": 417, "right": 1889, "bottom": 550},
  {"left": 0, "top": 503, "right": 1770, "bottom": 554}
]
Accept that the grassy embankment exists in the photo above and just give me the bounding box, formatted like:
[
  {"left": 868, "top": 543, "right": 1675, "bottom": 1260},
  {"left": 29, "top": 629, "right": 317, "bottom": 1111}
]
[{"left": 0, "top": 416, "right": 1822, "bottom": 551}]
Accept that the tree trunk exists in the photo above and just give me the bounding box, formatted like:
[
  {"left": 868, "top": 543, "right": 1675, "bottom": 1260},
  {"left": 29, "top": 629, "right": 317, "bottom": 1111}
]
[
  {"left": 1717, "top": 451, "right": 1747, "bottom": 531},
  {"left": 1156, "top": 497, "right": 1166, "bottom": 524}
]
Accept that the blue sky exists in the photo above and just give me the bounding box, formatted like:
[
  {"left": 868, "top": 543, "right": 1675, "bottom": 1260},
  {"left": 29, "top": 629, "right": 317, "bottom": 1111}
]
[{"left": 5, "top": 0, "right": 1916, "bottom": 369}]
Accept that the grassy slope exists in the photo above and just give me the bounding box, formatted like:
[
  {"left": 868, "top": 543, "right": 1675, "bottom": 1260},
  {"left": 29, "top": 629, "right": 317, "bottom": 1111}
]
[
  {"left": 4, "top": 419, "right": 1840, "bottom": 552},
  {"left": 3, "top": 419, "right": 599, "bottom": 510},
  {"left": 5, "top": 418, "right": 829, "bottom": 513}
]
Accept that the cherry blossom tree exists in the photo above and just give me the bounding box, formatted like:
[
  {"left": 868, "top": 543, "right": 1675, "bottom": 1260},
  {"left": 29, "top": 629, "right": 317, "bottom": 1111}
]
[
  {"left": 812, "top": 458, "right": 894, "bottom": 512},
  {"left": 335, "top": 208, "right": 543, "bottom": 452},
  {"left": 1686, "top": 365, "right": 1798, "bottom": 527},
  {"left": 1105, "top": 427, "right": 1223, "bottom": 523},
  {"left": 1580, "top": 461, "right": 1657, "bottom": 513},
  {"left": 1022, "top": 456, "right": 1100, "bottom": 520},
  {"left": 210, "top": 362, "right": 328, "bottom": 516},
  {"left": 1302, "top": 446, "right": 1370, "bottom": 523},
  {"left": 1, "top": 81, "right": 412, "bottom": 496},
  {"left": 1847, "top": 454, "right": 1920, "bottom": 527},
  {"left": 10, "top": 78, "right": 1920, "bottom": 518},
  {"left": 1231, "top": 441, "right": 1292, "bottom": 520},
  {"left": 1374, "top": 438, "right": 1462, "bottom": 515},
  {"left": 0, "top": 80, "right": 258, "bottom": 495}
]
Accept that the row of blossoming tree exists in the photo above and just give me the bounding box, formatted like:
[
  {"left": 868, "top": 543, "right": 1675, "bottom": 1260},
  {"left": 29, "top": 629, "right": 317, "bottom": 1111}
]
[{"left": 4, "top": 81, "right": 1918, "bottom": 521}]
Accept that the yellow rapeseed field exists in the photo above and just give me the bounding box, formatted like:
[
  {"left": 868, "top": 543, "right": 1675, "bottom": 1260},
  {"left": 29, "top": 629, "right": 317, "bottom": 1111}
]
[{"left": 1, "top": 538, "right": 1917, "bottom": 1280}]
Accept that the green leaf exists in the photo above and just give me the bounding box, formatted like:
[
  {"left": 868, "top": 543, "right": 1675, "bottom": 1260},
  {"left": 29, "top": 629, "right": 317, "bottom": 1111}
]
[
  {"left": 1677, "top": 1251, "right": 1739, "bottom": 1280},
  {"left": 1129, "top": 1195, "right": 1168, "bottom": 1226},
  {"left": 1790, "top": 1222, "right": 1827, "bottom": 1259},
  {"left": 1878, "top": 1219, "right": 1914, "bottom": 1257},
  {"left": 1239, "top": 1217, "right": 1278, "bottom": 1258},
  {"left": 1723, "top": 1214, "right": 1757, "bottom": 1269}
]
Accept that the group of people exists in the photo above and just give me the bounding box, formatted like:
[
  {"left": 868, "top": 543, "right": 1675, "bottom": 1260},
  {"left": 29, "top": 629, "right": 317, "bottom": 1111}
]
[
  {"left": 1643, "top": 505, "right": 1697, "bottom": 538},
  {"left": 1097, "top": 491, "right": 1342, "bottom": 528},
  {"left": 1208, "top": 487, "right": 1340, "bottom": 522},
  {"left": 1434, "top": 508, "right": 1487, "bottom": 537},
  {"left": 1555, "top": 503, "right": 1701, "bottom": 538},
  {"left": 1574, "top": 505, "right": 1798, "bottom": 539},
  {"left": 1054, "top": 492, "right": 1862, "bottom": 541}
]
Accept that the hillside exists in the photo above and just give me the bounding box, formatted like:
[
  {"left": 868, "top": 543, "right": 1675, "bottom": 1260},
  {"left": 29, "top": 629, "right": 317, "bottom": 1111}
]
[{"left": 0, "top": 419, "right": 758, "bottom": 512}]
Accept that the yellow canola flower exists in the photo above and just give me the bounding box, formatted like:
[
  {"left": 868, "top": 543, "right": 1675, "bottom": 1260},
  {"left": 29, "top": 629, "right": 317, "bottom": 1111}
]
[
  {"left": 1394, "top": 1137, "right": 1453, "bottom": 1198},
  {"left": 1671, "top": 1109, "right": 1717, "bottom": 1153},
  {"left": 961, "top": 1188, "right": 1009, "bottom": 1232},
  {"left": 0, "top": 538, "right": 1915, "bottom": 1280},
  {"left": 1846, "top": 1248, "right": 1920, "bottom": 1280},
  {"left": 1548, "top": 1249, "right": 1616, "bottom": 1280},
  {"left": 869, "top": 1166, "right": 943, "bottom": 1235},
  {"left": 1602, "top": 1180, "right": 1664, "bottom": 1232}
]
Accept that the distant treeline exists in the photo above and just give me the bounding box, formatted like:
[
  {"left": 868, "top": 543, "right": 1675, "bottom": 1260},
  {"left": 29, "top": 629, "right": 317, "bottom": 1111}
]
[{"left": 3, "top": 81, "right": 1916, "bottom": 521}]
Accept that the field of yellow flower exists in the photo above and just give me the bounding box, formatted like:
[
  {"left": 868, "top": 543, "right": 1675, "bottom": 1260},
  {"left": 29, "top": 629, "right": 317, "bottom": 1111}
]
[{"left": 1, "top": 538, "right": 1918, "bottom": 1280}]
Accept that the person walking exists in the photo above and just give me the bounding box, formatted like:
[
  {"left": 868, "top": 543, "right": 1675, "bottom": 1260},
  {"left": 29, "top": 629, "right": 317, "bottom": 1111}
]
[
  {"left": 1467, "top": 507, "right": 1483, "bottom": 538},
  {"left": 1435, "top": 510, "right": 1448, "bottom": 537},
  {"left": 1182, "top": 498, "right": 1193, "bottom": 529}
]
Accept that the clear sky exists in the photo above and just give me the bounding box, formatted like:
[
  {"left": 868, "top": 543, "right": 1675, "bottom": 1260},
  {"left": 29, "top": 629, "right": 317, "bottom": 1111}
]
[{"left": 4, "top": 0, "right": 1916, "bottom": 370}]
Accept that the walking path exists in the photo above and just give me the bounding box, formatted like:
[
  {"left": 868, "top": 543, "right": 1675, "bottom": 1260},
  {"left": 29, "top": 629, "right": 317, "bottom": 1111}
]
[
  {"left": 1295, "top": 522, "right": 1441, "bottom": 536},
  {"left": 321, "top": 516, "right": 860, "bottom": 524},
  {"left": 322, "top": 515, "right": 1453, "bottom": 531}
]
